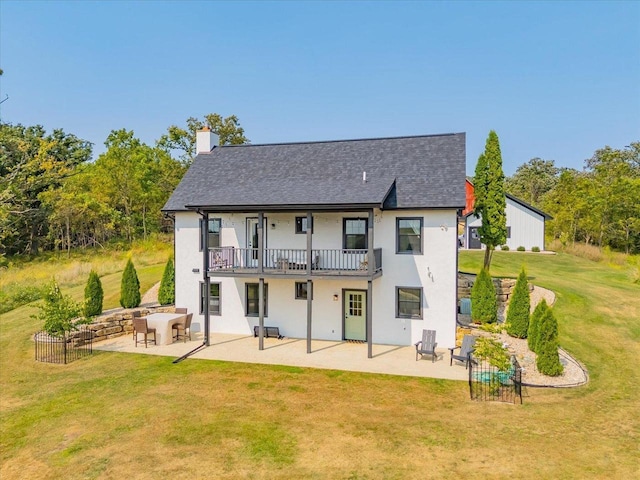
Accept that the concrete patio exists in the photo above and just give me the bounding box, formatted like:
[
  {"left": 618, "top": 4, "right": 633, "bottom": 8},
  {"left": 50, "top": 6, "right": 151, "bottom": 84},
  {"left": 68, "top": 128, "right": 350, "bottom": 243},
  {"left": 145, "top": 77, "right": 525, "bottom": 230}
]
[{"left": 93, "top": 332, "right": 469, "bottom": 381}]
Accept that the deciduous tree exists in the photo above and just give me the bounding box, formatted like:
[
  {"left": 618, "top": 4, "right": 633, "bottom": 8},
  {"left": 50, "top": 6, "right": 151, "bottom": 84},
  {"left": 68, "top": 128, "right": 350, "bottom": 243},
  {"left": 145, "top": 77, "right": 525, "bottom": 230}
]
[{"left": 157, "top": 113, "right": 248, "bottom": 165}]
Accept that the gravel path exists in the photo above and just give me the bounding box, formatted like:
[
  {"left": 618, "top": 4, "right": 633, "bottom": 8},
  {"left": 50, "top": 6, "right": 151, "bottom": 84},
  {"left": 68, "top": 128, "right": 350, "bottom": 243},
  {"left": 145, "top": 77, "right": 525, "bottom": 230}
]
[{"left": 140, "top": 282, "right": 160, "bottom": 307}]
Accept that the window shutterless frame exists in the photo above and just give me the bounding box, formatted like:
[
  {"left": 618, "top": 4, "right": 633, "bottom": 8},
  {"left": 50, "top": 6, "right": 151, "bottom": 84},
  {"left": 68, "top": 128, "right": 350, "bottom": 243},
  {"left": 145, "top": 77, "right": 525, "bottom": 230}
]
[
  {"left": 200, "top": 282, "right": 221, "bottom": 315},
  {"left": 295, "top": 216, "right": 313, "bottom": 234},
  {"left": 246, "top": 283, "right": 268, "bottom": 317},
  {"left": 199, "top": 217, "right": 222, "bottom": 251},
  {"left": 396, "top": 286, "right": 423, "bottom": 319},
  {"left": 295, "top": 281, "right": 312, "bottom": 300},
  {"left": 396, "top": 217, "right": 423, "bottom": 254},
  {"left": 342, "top": 218, "right": 368, "bottom": 250}
]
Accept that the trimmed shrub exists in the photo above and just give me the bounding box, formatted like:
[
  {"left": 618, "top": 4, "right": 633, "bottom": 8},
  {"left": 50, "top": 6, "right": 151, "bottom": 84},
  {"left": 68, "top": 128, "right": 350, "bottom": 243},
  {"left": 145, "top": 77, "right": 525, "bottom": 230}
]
[
  {"left": 532, "top": 246, "right": 540, "bottom": 252},
  {"left": 471, "top": 268, "right": 497, "bottom": 324},
  {"left": 83, "top": 270, "right": 104, "bottom": 317},
  {"left": 506, "top": 267, "right": 530, "bottom": 338},
  {"left": 528, "top": 299, "right": 547, "bottom": 353},
  {"left": 500, "top": 245, "right": 509, "bottom": 251},
  {"left": 536, "top": 307, "right": 563, "bottom": 376},
  {"left": 517, "top": 246, "right": 526, "bottom": 252},
  {"left": 158, "top": 257, "right": 175, "bottom": 305},
  {"left": 120, "top": 259, "right": 141, "bottom": 308}
]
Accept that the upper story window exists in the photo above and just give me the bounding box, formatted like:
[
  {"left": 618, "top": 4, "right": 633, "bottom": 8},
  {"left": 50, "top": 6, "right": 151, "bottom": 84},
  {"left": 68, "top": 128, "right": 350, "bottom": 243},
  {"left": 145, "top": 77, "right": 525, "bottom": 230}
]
[
  {"left": 343, "top": 218, "right": 368, "bottom": 249},
  {"left": 200, "top": 217, "right": 222, "bottom": 251},
  {"left": 396, "top": 217, "right": 423, "bottom": 254},
  {"left": 295, "top": 216, "right": 313, "bottom": 234},
  {"left": 208, "top": 218, "right": 221, "bottom": 248}
]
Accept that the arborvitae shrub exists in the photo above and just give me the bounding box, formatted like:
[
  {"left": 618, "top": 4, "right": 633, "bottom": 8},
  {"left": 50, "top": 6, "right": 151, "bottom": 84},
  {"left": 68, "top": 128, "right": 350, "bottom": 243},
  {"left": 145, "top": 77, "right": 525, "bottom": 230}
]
[
  {"left": 471, "top": 268, "right": 497, "bottom": 324},
  {"left": 158, "top": 257, "right": 175, "bottom": 305},
  {"left": 528, "top": 299, "right": 547, "bottom": 353},
  {"left": 506, "top": 267, "right": 530, "bottom": 338},
  {"left": 120, "top": 259, "right": 141, "bottom": 308},
  {"left": 84, "top": 270, "right": 103, "bottom": 317},
  {"left": 536, "top": 308, "right": 563, "bottom": 376}
]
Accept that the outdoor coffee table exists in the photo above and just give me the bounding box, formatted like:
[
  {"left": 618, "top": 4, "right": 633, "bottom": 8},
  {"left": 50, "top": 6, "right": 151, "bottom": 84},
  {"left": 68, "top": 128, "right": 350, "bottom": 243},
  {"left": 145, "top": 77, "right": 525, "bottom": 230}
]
[{"left": 146, "top": 313, "right": 186, "bottom": 345}]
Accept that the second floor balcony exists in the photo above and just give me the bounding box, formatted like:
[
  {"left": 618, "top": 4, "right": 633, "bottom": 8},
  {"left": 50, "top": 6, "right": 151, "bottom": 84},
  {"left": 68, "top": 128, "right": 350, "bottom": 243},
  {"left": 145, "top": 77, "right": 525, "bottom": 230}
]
[{"left": 208, "top": 247, "right": 383, "bottom": 278}]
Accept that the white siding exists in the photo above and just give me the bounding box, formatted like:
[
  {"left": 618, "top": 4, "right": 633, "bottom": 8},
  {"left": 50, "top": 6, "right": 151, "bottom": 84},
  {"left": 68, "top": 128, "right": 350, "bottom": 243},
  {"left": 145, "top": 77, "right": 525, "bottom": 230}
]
[
  {"left": 173, "top": 208, "right": 459, "bottom": 349},
  {"left": 464, "top": 197, "right": 546, "bottom": 251}
]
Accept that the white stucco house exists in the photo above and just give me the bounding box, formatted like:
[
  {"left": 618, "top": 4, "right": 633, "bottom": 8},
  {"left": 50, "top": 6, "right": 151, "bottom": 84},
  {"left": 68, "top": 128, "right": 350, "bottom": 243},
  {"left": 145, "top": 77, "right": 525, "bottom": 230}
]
[
  {"left": 162, "top": 129, "right": 466, "bottom": 357},
  {"left": 462, "top": 179, "right": 551, "bottom": 251}
]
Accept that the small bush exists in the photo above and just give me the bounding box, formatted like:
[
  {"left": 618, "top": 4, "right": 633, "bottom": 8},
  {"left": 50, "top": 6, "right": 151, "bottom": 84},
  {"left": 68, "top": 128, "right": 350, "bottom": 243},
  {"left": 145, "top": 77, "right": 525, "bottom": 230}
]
[
  {"left": 536, "top": 308, "right": 563, "bottom": 376},
  {"left": 528, "top": 299, "right": 547, "bottom": 353},
  {"left": 158, "top": 257, "right": 175, "bottom": 305},
  {"left": 517, "top": 246, "right": 526, "bottom": 252},
  {"left": 120, "top": 259, "right": 141, "bottom": 308},
  {"left": 500, "top": 245, "right": 509, "bottom": 251},
  {"left": 471, "top": 268, "right": 497, "bottom": 324},
  {"left": 531, "top": 246, "right": 540, "bottom": 252},
  {"left": 474, "top": 337, "right": 511, "bottom": 371},
  {"left": 506, "top": 267, "right": 530, "bottom": 338},
  {"left": 84, "top": 270, "right": 104, "bottom": 317}
]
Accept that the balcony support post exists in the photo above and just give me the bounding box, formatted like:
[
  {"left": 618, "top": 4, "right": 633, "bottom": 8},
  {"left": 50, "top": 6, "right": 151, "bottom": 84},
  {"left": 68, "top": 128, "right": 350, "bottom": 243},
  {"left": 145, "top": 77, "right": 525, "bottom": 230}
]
[
  {"left": 367, "top": 279, "right": 373, "bottom": 358},
  {"left": 306, "top": 280, "right": 313, "bottom": 354},
  {"left": 306, "top": 211, "right": 312, "bottom": 276},
  {"left": 259, "top": 277, "right": 264, "bottom": 351},
  {"left": 368, "top": 209, "right": 374, "bottom": 276},
  {"left": 258, "top": 212, "right": 264, "bottom": 274}
]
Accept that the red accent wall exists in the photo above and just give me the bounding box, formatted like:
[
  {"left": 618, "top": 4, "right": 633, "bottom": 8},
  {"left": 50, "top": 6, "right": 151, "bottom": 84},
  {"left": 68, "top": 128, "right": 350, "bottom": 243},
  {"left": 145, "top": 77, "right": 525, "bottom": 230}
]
[{"left": 463, "top": 179, "right": 475, "bottom": 216}]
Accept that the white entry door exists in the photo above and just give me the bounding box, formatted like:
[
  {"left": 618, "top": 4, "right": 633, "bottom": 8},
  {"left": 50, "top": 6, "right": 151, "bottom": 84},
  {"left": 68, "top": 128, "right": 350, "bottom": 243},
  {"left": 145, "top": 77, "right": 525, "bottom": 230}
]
[{"left": 344, "top": 290, "right": 366, "bottom": 341}]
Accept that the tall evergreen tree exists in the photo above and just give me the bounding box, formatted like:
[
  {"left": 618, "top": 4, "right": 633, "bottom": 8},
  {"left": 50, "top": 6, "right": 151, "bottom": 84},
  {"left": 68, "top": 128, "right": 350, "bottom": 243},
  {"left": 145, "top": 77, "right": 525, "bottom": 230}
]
[
  {"left": 506, "top": 267, "right": 530, "bottom": 338},
  {"left": 473, "top": 130, "right": 507, "bottom": 270},
  {"left": 83, "top": 270, "right": 104, "bottom": 317},
  {"left": 471, "top": 268, "right": 498, "bottom": 324},
  {"left": 158, "top": 257, "right": 175, "bottom": 305},
  {"left": 528, "top": 299, "right": 547, "bottom": 353},
  {"left": 120, "top": 259, "right": 141, "bottom": 308},
  {"left": 536, "top": 307, "right": 563, "bottom": 376}
]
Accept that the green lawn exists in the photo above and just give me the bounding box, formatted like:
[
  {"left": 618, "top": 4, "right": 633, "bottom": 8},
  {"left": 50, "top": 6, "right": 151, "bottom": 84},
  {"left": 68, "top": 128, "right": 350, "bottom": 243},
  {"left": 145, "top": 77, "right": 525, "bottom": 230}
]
[{"left": 1, "top": 250, "right": 639, "bottom": 479}]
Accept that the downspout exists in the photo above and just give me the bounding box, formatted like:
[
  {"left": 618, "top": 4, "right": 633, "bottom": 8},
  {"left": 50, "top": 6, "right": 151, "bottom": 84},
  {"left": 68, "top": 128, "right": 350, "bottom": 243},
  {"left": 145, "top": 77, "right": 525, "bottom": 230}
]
[{"left": 174, "top": 209, "right": 210, "bottom": 363}]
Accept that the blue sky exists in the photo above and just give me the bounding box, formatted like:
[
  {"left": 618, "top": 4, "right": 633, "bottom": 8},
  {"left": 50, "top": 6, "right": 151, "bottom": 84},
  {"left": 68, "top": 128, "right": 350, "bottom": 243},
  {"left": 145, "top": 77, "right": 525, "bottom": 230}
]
[{"left": 1, "top": 1, "right": 638, "bottom": 175}]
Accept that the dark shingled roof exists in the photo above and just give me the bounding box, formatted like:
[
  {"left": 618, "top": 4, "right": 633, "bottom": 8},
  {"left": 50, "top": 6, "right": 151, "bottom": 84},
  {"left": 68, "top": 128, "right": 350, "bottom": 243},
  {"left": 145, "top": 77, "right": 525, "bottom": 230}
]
[{"left": 162, "top": 133, "right": 466, "bottom": 212}]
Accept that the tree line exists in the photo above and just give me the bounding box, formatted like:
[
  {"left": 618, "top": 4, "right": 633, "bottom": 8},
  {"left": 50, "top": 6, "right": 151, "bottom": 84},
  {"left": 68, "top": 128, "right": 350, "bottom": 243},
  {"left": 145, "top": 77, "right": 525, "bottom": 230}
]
[
  {"left": 505, "top": 142, "right": 640, "bottom": 254},
  {"left": 0, "top": 114, "right": 247, "bottom": 258}
]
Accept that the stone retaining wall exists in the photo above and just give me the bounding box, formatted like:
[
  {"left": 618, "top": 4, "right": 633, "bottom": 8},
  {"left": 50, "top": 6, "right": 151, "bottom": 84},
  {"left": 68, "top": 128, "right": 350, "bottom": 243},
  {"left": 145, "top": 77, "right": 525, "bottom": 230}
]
[
  {"left": 458, "top": 273, "right": 532, "bottom": 305},
  {"left": 88, "top": 306, "right": 179, "bottom": 343}
]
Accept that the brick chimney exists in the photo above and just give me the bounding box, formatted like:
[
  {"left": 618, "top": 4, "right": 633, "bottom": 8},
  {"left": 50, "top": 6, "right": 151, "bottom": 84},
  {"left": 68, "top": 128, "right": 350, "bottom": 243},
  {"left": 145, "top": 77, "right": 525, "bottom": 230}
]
[{"left": 196, "top": 126, "right": 219, "bottom": 153}]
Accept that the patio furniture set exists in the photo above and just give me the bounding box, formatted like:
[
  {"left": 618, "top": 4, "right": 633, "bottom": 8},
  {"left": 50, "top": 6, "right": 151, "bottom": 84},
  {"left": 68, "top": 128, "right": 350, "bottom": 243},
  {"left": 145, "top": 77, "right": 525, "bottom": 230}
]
[{"left": 132, "top": 308, "right": 193, "bottom": 347}]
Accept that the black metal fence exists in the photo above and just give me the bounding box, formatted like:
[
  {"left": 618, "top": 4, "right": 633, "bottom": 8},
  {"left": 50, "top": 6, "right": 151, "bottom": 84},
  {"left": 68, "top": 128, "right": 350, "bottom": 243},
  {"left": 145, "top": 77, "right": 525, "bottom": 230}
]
[
  {"left": 469, "top": 355, "right": 523, "bottom": 404},
  {"left": 34, "top": 327, "right": 93, "bottom": 364}
]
